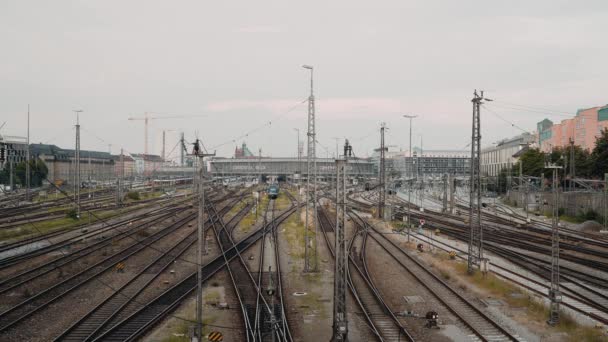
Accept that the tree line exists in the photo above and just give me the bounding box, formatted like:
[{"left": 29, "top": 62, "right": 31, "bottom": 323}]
[
  {"left": 0, "top": 158, "right": 49, "bottom": 188},
  {"left": 489, "top": 128, "right": 608, "bottom": 194}
]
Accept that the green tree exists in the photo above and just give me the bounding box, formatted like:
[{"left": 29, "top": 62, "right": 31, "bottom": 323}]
[
  {"left": 15, "top": 158, "right": 48, "bottom": 187},
  {"left": 591, "top": 128, "right": 608, "bottom": 178},
  {"left": 514, "top": 148, "right": 546, "bottom": 178}
]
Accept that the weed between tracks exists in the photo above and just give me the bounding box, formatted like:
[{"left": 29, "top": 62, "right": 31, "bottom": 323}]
[
  {"left": 444, "top": 260, "right": 607, "bottom": 341},
  {"left": 284, "top": 208, "right": 308, "bottom": 260},
  {"left": 0, "top": 208, "right": 123, "bottom": 241}
]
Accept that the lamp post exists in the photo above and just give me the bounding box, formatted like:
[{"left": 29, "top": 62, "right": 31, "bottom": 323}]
[
  {"left": 74, "top": 109, "right": 83, "bottom": 219},
  {"left": 294, "top": 128, "right": 301, "bottom": 183},
  {"left": 403, "top": 115, "right": 417, "bottom": 243}
]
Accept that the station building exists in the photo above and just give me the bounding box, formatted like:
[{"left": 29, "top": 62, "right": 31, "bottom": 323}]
[{"left": 209, "top": 157, "right": 374, "bottom": 180}]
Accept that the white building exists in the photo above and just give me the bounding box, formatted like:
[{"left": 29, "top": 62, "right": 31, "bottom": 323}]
[{"left": 480, "top": 133, "right": 536, "bottom": 177}]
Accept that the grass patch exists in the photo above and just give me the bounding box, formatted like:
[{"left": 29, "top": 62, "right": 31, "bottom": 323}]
[
  {"left": 274, "top": 194, "right": 291, "bottom": 210},
  {"left": 283, "top": 208, "right": 308, "bottom": 260},
  {"left": 0, "top": 208, "right": 124, "bottom": 242},
  {"left": 226, "top": 199, "right": 250, "bottom": 221},
  {"left": 204, "top": 290, "right": 220, "bottom": 305},
  {"left": 452, "top": 262, "right": 608, "bottom": 341},
  {"left": 160, "top": 314, "right": 217, "bottom": 342}
]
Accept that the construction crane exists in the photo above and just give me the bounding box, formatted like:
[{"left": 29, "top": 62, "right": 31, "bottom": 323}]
[{"left": 128, "top": 112, "right": 209, "bottom": 157}]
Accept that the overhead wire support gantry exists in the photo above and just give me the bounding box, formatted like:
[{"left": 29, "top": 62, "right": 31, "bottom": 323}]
[
  {"left": 468, "top": 90, "right": 491, "bottom": 274},
  {"left": 303, "top": 64, "right": 318, "bottom": 273},
  {"left": 332, "top": 139, "right": 352, "bottom": 342},
  {"left": 378, "top": 123, "right": 387, "bottom": 220}
]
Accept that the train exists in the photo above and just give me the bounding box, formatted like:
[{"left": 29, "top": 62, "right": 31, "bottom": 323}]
[{"left": 268, "top": 184, "right": 279, "bottom": 199}]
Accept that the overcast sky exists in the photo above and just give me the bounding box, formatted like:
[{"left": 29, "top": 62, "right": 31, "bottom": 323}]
[{"left": 1, "top": 1, "right": 607, "bottom": 160}]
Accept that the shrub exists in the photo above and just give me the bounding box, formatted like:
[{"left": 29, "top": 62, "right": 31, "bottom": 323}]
[
  {"left": 127, "top": 191, "right": 140, "bottom": 201},
  {"left": 66, "top": 209, "right": 78, "bottom": 220}
]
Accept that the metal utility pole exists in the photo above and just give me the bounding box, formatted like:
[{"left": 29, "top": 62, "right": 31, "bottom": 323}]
[
  {"left": 442, "top": 173, "right": 448, "bottom": 213},
  {"left": 332, "top": 140, "right": 351, "bottom": 342},
  {"left": 403, "top": 115, "right": 417, "bottom": 179},
  {"left": 180, "top": 132, "right": 185, "bottom": 166},
  {"left": 118, "top": 148, "right": 124, "bottom": 205},
  {"left": 191, "top": 139, "right": 215, "bottom": 341},
  {"left": 294, "top": 128, "right": 301, "bottom": 182},
  {"left": 420, "top": 135, "right": 424, "bottom": 207},
  {"left": 403, "top": 115, "right": 417, "bottom": 241},
  {"left": 303, "top": 64, "right": 318, "bottom": 272},
  {"left": 162, "top": 130, "right": 166, "bottom": 162},
  {"left": 569, "top": 138, "right": 575, "bottom": 192},
  {"left": 378, "top": 123, "right": 387, "bottom": 219},
  {"left": 332, "top": 137, "right": 340, "bottom": 159},
  {"left": 546, "top": 163, "right": 562, "bottom": 325},
  {"left": 468, "top": 90, "right": 490, "bottom": 274},
  {"left": 74, "top": 110, "right": 83, "bottom": 219},
  {"left": 258, "top": 148, "right": 262, "bottom": 185},
  {"left": 26, "top": 105, "right": 30, "bottom": 201},
  {"left": 449, "top": 174, "right": 455, "bottom": 214}
]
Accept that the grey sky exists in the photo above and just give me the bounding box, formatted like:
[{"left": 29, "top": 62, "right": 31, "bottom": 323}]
[{"left": 1, "top": 1, "right": 607, "bottom": 160}]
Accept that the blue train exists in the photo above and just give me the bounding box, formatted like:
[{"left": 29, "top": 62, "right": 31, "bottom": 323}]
[{"left": 268, "top": 184, "right": 279, "bottom": 199}]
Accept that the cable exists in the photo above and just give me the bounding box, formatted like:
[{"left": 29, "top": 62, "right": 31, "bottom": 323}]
[
  {"left": 209, "top": 98, "right": 307, "bottom": 150},
  {"left": 491, "top": 100, "right": 573, "bottom": 116},
  {"left": 481, "top": 104, "right": 533, "bottom": 135}
]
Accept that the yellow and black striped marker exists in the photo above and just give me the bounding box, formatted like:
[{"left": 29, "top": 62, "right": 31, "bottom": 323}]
[
  {"left": 115, "top": 262, "right": 125, "bottom": 272},
  {"left": 207, "top": 331, "right": 223, "bottom": 341}
]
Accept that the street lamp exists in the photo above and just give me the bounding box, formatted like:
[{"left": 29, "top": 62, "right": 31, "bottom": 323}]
[
  {"left": 293, "top": 128, "right": 301, "bottom": 185},
  {"left": 74, "top": 109, "right": 83, "bottom": 219},
  {"left": 403, "top": 114, "right": 417, "bottom": 243}
]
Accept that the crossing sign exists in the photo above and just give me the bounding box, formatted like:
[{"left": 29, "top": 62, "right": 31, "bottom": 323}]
[{"left": 208, "top": 331, "right": 223, "bottom": 341}]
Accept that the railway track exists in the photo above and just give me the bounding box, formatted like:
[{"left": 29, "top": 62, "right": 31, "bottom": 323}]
[
  {"left": 0, "top": 210, "right": 198, "bottom": 333},
  {"left": 0, "top": 207, "right": 184, "bottom": 296},
  {"left": 53, "top": 198, "right": 251, "bottom": 341},
  {"left": 353, "top": 212, "right": 522, "bottom": 341},
  {"left": 0, "top": 195, "right": 195, "bottom": 268},
  {"left": 317, "top": 207, "right": 414, "bottom": 342},
  {"left": 253, "top": 196, "right": 293, "bottom": 341},
  {"left": 88, "top": 197, "right": 299, "bottom": 341},
  {"left": 408, "top": 230, "right": 608, "bottom": 325}
]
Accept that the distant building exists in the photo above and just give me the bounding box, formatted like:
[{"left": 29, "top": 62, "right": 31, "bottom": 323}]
[
  {"left": 0, "top": 135, "right": 28, "bottom": 165},
  {"left": 537, "top": 105, "right": 608, "bottom": 152},
  {"left": 234, "top": 142, "right": 255, "bottom": 158},
  {"left": 112, "top": 154, "right": 136, "bottom": 178},
  {"left": 30, "top": 143, "right": 115, "bottom": 185},
  {"left": 386, "top": 149, "right": 470, "bottom": 178},
  {"left": 480, "top": 132, "right": 536, "bottom": 177},
  {"left": 131, "top": 154, "right": 164, "bottom": 176},
  {"left": 210, "top": 157, "right": 374, "bottom": 178}
]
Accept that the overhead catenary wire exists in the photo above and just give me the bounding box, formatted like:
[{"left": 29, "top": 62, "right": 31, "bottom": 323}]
[
  {"left": 490, "top": 100, "right": 574, "bottom": 116},
  {"left": 481, "top": 104, "right": 532, "bottom": 135},
  {"left": 209, "top": 98, "right": 308, "bottom": 151}
]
